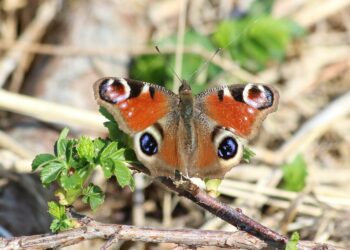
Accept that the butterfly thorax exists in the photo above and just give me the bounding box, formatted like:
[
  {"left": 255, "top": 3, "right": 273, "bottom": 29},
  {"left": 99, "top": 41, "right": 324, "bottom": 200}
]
[{"left": 178, "top": 81, "right": 196, "bottom": 171}]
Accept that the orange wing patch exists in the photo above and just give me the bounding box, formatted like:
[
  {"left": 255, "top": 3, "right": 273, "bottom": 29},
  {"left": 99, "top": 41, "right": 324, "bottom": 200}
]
[
  {"left": 205, "top": 95, "right": 257, "bottom": 137},
  {"left": 159, "top": 133, "right": 179, "bottom": 169},
  {"left": 117, "top": 91, "right": 169, "bottom": 131},
  {"left": 194, "top": 123, "right": 217, "bottom": 169}
]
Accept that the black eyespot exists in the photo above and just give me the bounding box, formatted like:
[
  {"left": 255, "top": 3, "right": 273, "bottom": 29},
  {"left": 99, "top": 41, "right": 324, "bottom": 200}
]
[
  {"left": 218, "top": 137, "right": 238, "bottom": 160},
  {"left": 140, "top": 133, "right": 158, "bottom": 156}
]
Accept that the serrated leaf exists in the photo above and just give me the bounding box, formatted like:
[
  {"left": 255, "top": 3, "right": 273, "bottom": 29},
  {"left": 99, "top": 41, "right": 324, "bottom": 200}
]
[
  {"left": 55, "top": 128, "right": 70, "bottom": 158},
  {"left": 114, "top": 161, "right": 133, "bottom": 188},
  {"left": 41, "top": 162, "right": 65, "bottom": 184},
  {"left": 50, "top": 218, "right": 73, "bottom": 233},
  {"left": 32, "top": 154, "right": 55, "bottom": 171},
  {"left": 93, "top": 138, "right": 107, "bottom": 157},
  {"left": 65, "top": 139, "right": 75, "bottom": 164},
  {"left": 50, "top": 219, "right": 61, "bottom": 233},
  {"left": 48, "top": 201, "right": 74, "bottom": 232},
  {"left": 100, "top": 158, "right": 114, "bottom": 178},
  {"left": 100, "top": 142, "right": 126, "bottom": 162},
  {"left": 77, "top": 136, "right": 94, "bottom": 162},
  {"left": 285, "top": 232, "right": 300, "bottom": 250},
  {"left": 280, "top": 154, "right": 308, "bottom": 192},
  {"left": 60, "top": 173, "right": 83, "bottom": 190},
  {"left": 82, "top": 184, "right": 105, "bottom": 211},
  {"left": 48, "top": 201, "right": 65, "bottom": 219}
]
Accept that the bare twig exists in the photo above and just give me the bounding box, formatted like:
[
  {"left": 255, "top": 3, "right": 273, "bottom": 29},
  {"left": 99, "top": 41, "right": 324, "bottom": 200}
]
[
  {"left": 156, "top": 176, "right": 288, "bottom": 248},
  {"left": 0, "top": 130, "right": 34, "bottom": 159},
  {"left": 0, "top": 89, "right": 106, "bottom": 132},
  {"left": 0, "top": 214, "right": 344, "bottom": 250},
  {"left": 0, "top": 41, "right": 256, "bottom": 82},
  {"left": 0, "top": 219, "right": 267, "bottom": 250}
]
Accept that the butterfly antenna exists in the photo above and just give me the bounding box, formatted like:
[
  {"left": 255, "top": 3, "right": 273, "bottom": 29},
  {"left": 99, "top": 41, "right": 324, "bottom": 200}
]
[
  {"left": 155, "top": 46, "right": 184, "bottom": 86},
  {"left": 187, "top": 47, "right": 222, "bottom": 83}
]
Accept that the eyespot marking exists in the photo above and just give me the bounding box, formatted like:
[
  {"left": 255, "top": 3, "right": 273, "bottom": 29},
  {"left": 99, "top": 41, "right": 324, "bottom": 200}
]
[
  {"left": 217, "top": 137, "right": 238, "bottom": 160},
  {"left": 99, "top": 78, "right": 131, "bottom": 104},
  {"left": 140, "top": 132, "right": 158, "bottom": 156},
  {"left": 243, "top": 84, "right": 274, "bottom": 110}
]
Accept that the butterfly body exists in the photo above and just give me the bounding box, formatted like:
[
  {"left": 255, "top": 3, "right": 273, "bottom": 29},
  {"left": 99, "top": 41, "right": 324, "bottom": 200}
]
[{"left": 94, "top": 77, "right": 278, "bottom": 179}]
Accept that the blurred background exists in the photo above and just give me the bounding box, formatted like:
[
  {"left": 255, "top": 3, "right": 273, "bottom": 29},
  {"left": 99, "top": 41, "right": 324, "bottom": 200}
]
[{"left": 0, "top": 0, "right": 349, "bottom": 249}]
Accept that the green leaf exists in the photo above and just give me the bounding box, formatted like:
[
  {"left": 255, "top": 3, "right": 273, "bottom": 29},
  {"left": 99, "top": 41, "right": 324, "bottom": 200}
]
[
  {"left": 50, "top": 218, "right": 73, "bottom": 233},
  {"left": 100, "top": 141, "right": 119, "bottom": 160},
  {"left": 82, "top": 184, "right": 105, "bottom": 211},
  {"left": 77, "top": 136, "right": 94, "bottom": 162},
  {"left": 99, "top": 106, "right": 115, "bottom": 122},
  {"left": 285, "top": 232, "right": 300, "bottom": 250},
  {"left": 205, "top": 178, "right": 222, "bottom": 197},
  {"left": 65, "top": 139, "right": 76, "bottom": 165},
  {"left": 280, "top": 154, "right": 308, "bottom": 192},
  {"left": 100, "top": 158, "right": 114, "bottom": 178},
  {"left": 50, "top": 219, "right": 61, "bottom": 233},
  {"left": 48, "top": 201, "right": 65, "bottom": 219},
  {"left": 100, "top": 142, "right": 127, "bottom": 162},
  {"left": 129, "top": 55, "right": 170, "bottom": 87},
  {"left": 243, "top": 147, "right": 256, "bottom": 163},
  {"left": 48, "top": 201, "right": 74, "bottom": 232},
  {"left": 93, "top": 138, "right": 107, "bottom": 157},
  {"left": 55, "top": 128, "right": 70, "bottom": 158},
  {"left": 212, "top": 16, "right": 303, "bottom": 72},
  {"left": 60, "top": 173, "right": 83, "bottom": 190},
  {"left": 55, "top": 188, "right": 81, "bottom": 206},
  {"left": 99, "top": 107, "right": 132, "bottom": 147},
  {"left": 31, "top": 154, "right": 55, "bottom": 171},
  {"left": 41, "top": 162, "right": 65, "bottom": 184},
  {"left": 114, "top": 161, "right": 133, "bottom": 189}
]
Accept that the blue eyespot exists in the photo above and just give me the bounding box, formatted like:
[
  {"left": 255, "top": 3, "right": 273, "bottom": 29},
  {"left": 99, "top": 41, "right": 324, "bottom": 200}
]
[
  {"left": 218, "top": 137, "right": 238, "bottom": 160},
  {"left": 140, "top": 133, "right": 158, "bottom": 156}
]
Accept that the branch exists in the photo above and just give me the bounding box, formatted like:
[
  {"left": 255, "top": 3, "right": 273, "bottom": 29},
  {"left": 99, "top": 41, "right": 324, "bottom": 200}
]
[
  {"left": 0, "top": 218, "right": 267, "bottom": 250},
  {"left": 0, "top": 216, "right": 344, "bottom": 250},
  {"left": 156, "top": 176, "right": 288, "bottom": 248},
  {"left": 0, "top": 41, "right": 257, "bottom": 82}
]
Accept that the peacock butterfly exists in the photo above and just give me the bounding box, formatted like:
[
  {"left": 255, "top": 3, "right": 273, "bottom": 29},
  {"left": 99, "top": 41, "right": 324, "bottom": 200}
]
[{"left": 94, "top": 77, "right": 279, "bottom": 179}]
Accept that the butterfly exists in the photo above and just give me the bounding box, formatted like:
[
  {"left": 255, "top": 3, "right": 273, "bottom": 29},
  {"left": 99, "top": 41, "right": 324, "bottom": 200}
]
[{"left": 94, "top": 77, "right": 279, "bottom": 179}]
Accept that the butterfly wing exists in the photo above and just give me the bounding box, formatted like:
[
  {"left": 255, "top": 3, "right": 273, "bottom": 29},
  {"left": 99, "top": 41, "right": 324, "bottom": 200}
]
[
  {"left": 94, "top": 77, "right": 178, "bottom": 134},
  {"left": 195, "top": 83, "right": 279, "bottom": 139},
  {"left": 94, "top": 77, "right": 182, "bottom": 176},
  {"left": 190, "top": 83, "right": 279, "bottom": 179}
]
